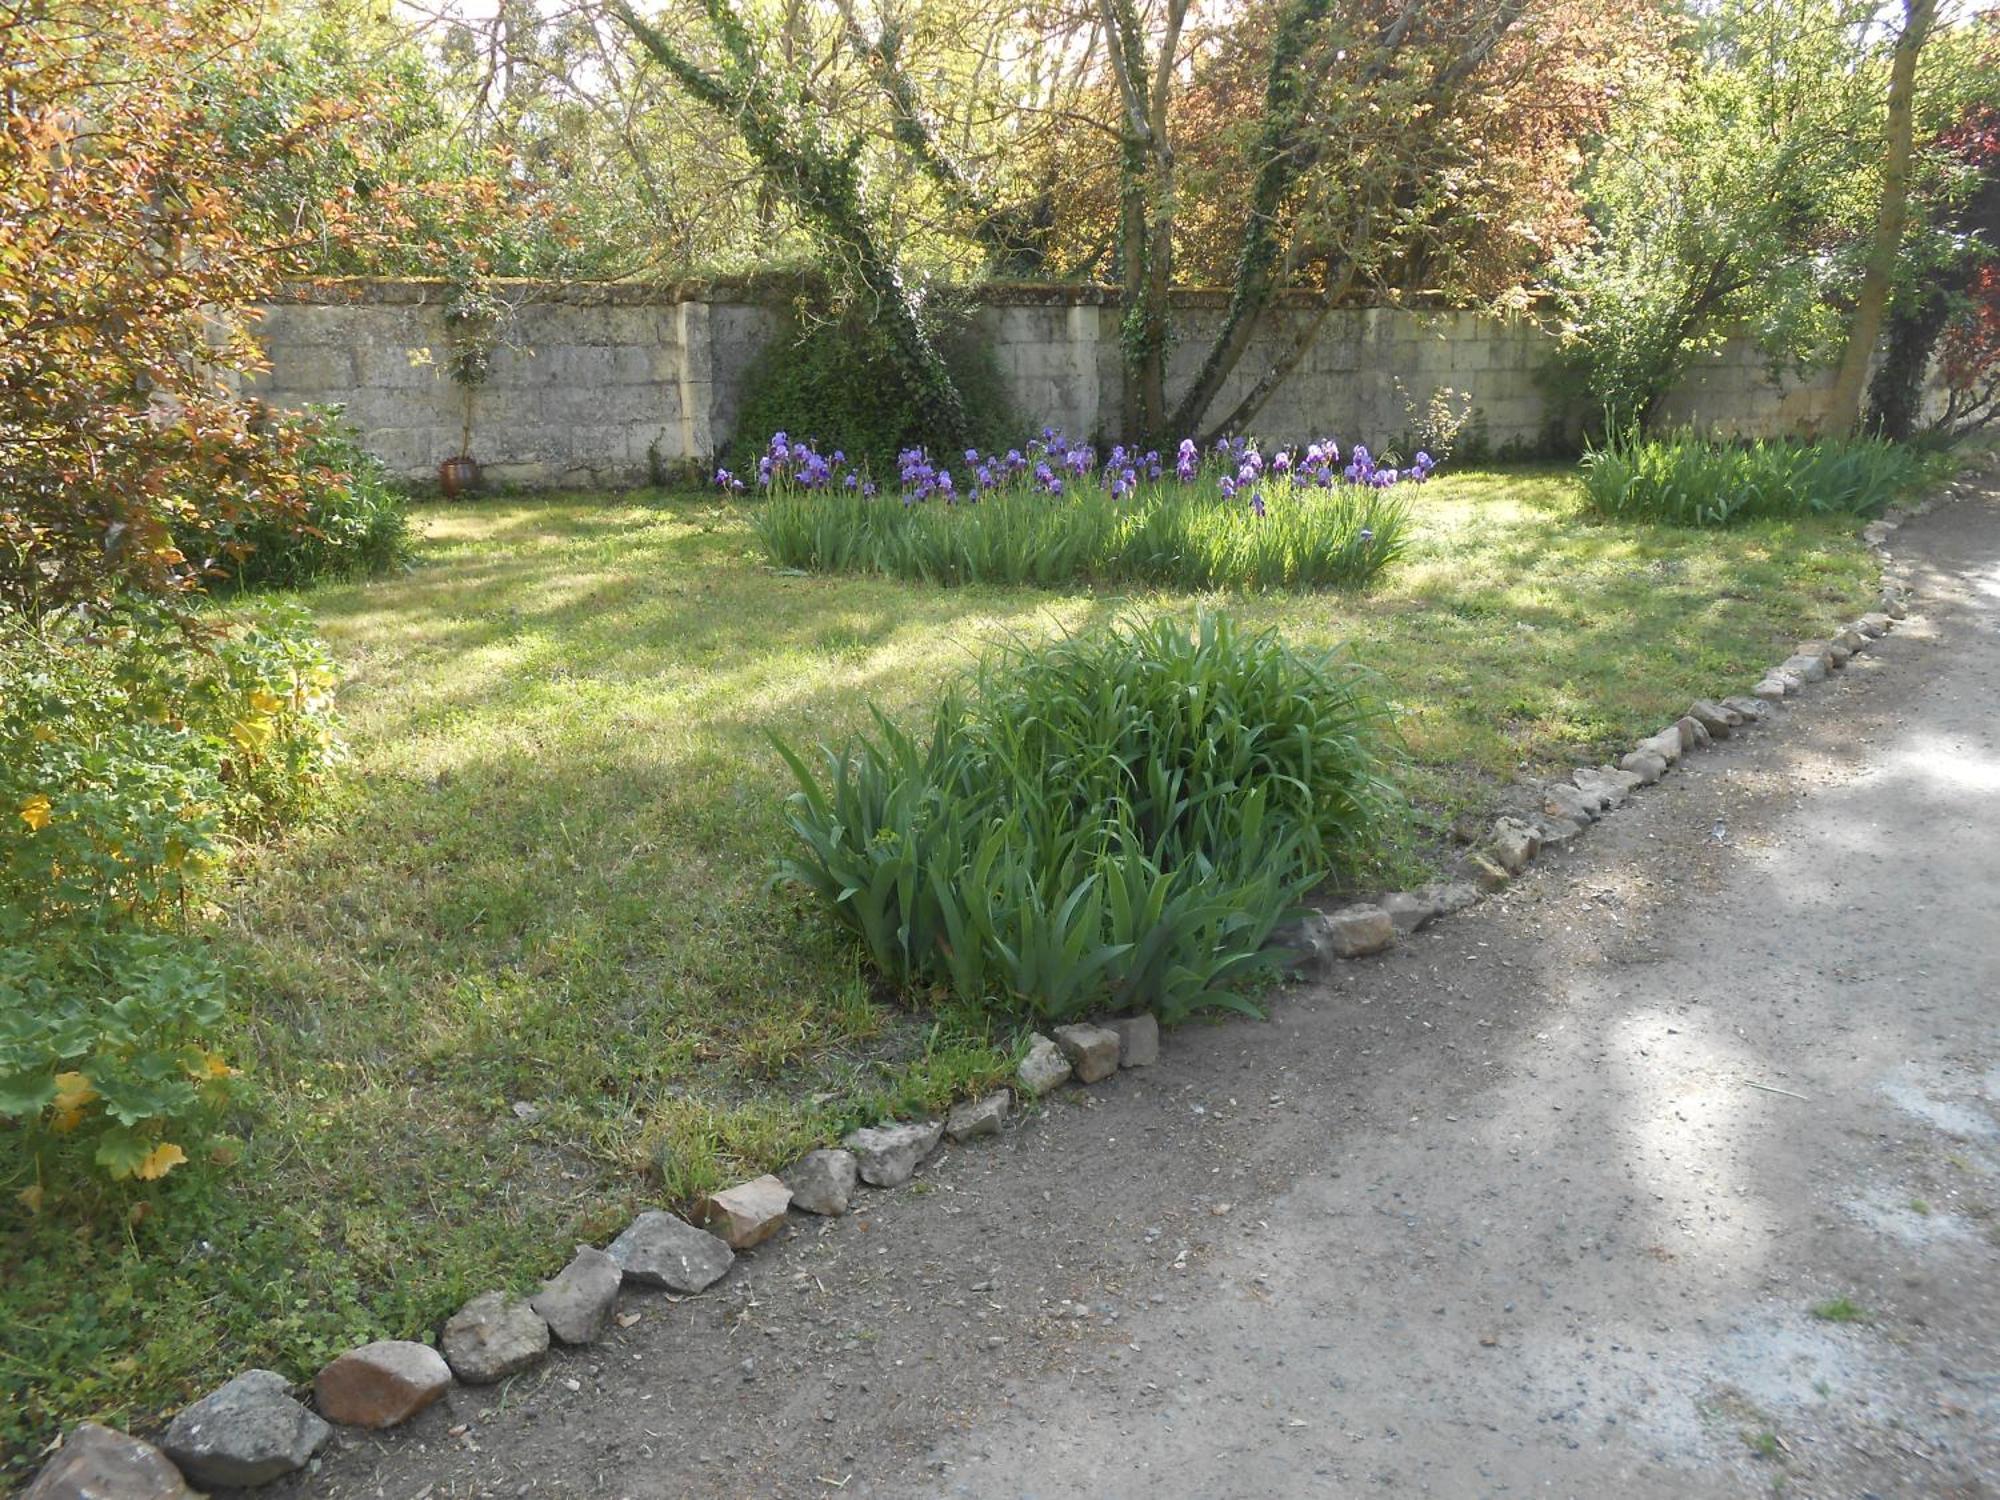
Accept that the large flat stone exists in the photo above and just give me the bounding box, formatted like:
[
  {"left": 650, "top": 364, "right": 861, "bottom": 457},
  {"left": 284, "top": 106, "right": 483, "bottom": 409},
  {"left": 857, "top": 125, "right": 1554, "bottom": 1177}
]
[
  {"left": 1687, "top": 699, "right": 1737, "bottom": 737},
  {"left": 1318, "top": 903, "right": 1396, "bottom": 957},
  {"left": 531, "top": 1246, "right": 622, "bottom": 1344},
  {"left": 1052, "top": 1023, "right": 1121, "bottom": 1082},
  {"left": 1573, "top": 765, "right": 1642, "bottom": 808},
  {"left": 784, "top": 1148, "right": 859, "bottom": 1214},
  {"left": 1016, "top": 1034, "right": 1071, "bottom": 1095},
  {"left": 1619, "top": 748, "right": 1670, "bottom": 782},
  {"left": 314, "top": 1340, "right": 451, "bottom": 1429},
  {"left": 1541, "top": 782, "right": 1598, "bottom": 823},
  {"left": 608, "top": 1211, "right": 735, "bottom": 1292},
  {"left": 1107, "top": 1013, "right": 1160, "bottom": 1067},
  {"left": 695, "top": 1175, "right": 792, "bottom": 1249},
  {"left": 1534, "top": 814, "right": 1586, "bottom": 846},
  {"left": 162, "top": 1370, "right": 331, "bottom": 1490},
  {"left": 441, "top": 1292, "right": 549, "bottom": 1384},
  {"left": 1636, "top": 727, "right": 1684, "bottom": 764},
  {"left": 25, "top": 1423, "right": 195, "bottom": 1500},
  {"left": 1424, "top": 881, "right": 1481, "bottom": 916},
  {"left": 945, "top": 1091, "right": 1011, "bottom": 1141},
  {"left": 1489, "top": 817, "right": 1541, "bottom": 874},
  {"left": 843, "top": 1119, "right": 944, "bottom": 1187},
  {"left": 1377, "top": 891, "right": 1439, "bottom": 935}
]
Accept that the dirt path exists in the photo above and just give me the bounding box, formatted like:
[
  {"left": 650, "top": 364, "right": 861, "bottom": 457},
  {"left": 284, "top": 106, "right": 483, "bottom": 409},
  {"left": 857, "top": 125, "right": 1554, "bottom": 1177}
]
[{"left": 288, "top": 491, "right": 2000, "bottom": 1500}]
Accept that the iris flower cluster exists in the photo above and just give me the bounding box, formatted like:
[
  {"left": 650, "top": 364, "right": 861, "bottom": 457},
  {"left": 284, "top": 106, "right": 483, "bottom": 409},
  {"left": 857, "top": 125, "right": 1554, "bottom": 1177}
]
[{"left": 724, "top": 426, "right": 1435, "bottom": 511}]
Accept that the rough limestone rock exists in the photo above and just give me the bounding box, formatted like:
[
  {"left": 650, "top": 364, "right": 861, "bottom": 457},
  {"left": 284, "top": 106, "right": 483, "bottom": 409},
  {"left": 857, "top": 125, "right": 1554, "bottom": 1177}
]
[
  {"left": 1377, "top": 890, "right": 1439, "bottom": 936},
  {"left": 1052, "top": 1023, "right": 1122, "bottom": 1082},
  {"left": 1780, "top": 654, "right": 1828, "bottom": 684},
  {"left": 1457, "top": 851, "right": 1511, "bottom": 892},
  {"left": 1264, "top": 916, "right": 1324, "bottom": 975},
  {"left": 162, "top": 1370, "right": 330, "bottom": 1490},
  {"left": 945, "top": 1091, "right": 1011, "bottom": 1141},
  {"left": 843, "top": 1119, "right": 944, "bottom": 1187},
  {"left": 530, "top": 1246, "right": 622, "bottom": 1345},
  {"left": 1856, "top": 613, "right": 1890, "bottom": 637},
  {"left": 696, "top": 1175, "right": 792, "bottom": 1249},
  {"left": 1534, "top": 814, "right": 1586, "bottom": 846},
  {"left": 1107, "top": 1013, "right": 1160, "bottom": 1068},
  {"left": 1676, "top": 716, "right": 1711, "bottom": 751},
  {"left": 313, "top": 1340, "right": 451, "bottom": 1429},
  {"left": 441, "top": 1292, "right": 549, "bottom": 1385},
  {"left": 1752, "top": 679, "right": 1788, "bottom": 702},
  {"left": 1016, "top": 1034, "right": 1072, "bottom": 1095},
  {"left": 1318, "top": 903, "right": 1396, "bottom": 958},
  {"left": 1541, "top": 782, "right": 1598, "bottom": 824},
  {"left": 1425, "top": 881, "right": 1481, "bottom": 916},
  {"left": 1489, "top": 818, "right": 1541, "bottom": 874},
  {"left": 1721, "top": 695, "right": 1773, "bottom": 722},
  {"left": 1687, "top": 700, "right": 1737, "bottom": 737},
  {"left": 1573, "top": 766, "right": 1641, "bottom": 809},
  {"left": 25, "top": 1423, "right": 195, "bottom": 1500},
  {"left": 1618, "top": 748, "right": 1670, "bottom": 783},
  {"left": 608, "top": 1211, "right": 734, "bottom": 1293},
  {"left": 1637, "top": 727, "right": 1685, "bottom": 764},
  {"left": 784, "top": 1148, "right": 859, "bottom": 1216}
]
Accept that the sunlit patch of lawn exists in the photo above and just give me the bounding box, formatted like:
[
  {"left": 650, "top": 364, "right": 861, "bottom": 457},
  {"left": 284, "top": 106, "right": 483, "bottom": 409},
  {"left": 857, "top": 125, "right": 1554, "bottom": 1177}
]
[{"left": 0, "top": 465, "right": 1878, "bottom": 1475}]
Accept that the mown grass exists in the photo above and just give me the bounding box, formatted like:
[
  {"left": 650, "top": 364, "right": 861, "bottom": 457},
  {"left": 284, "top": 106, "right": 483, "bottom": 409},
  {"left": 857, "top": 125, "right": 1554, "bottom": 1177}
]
[{"left": 0, "top": 464, "right": 1880, "bottom": 1477}]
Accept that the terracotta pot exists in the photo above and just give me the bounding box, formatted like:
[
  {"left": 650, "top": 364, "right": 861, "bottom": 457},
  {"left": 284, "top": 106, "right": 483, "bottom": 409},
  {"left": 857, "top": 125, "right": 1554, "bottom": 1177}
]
[{"left": 437, "top": 455, "right": 481, "bottom": 498}]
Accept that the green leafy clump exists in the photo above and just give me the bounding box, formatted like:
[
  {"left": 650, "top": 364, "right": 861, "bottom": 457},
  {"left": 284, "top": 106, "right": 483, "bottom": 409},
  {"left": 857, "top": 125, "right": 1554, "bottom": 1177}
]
[
  {"left": 1579, "top": 432, "right": 1948, "bottom": 527},
  {"left": 0, "top": 605, "right": 343, "bottom": 1183},
  {"left": 726, "top": 310, "right": 1016, "bottom": 482},
  {"left": 180, "top": 407, "right": 412, "bottom": 591},
  {"left": 754, "top": 477, "right": 1410, "bottom": 591},
  {"left": 772, "top": 612, "right": 1399, "bottom": 1025}
]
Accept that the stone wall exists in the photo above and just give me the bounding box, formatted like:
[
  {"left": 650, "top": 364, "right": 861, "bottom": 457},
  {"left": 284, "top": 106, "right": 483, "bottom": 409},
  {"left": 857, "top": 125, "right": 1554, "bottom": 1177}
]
[{"left": 250, "top": 280, "right": 1841, "bottom": 488}]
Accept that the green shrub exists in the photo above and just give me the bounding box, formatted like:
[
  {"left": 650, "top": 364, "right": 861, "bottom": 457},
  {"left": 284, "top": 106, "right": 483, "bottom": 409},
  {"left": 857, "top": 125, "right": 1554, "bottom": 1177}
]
[
  {"left": 726, "top": 311, "right": 1016, "bottom": 481},
  {"left": 184, "top": 407, "right": 410, "bottom": 590},
  {"left": 772, "top": 613, "right": 1398, "bottom": 1024},
  {"left": 753, "top": 478, "right": 1410, "bottom": 591},
  {"left": 1579, "top": 431, "right": 1947, "bottom": 526},
  {"left": 0, "top": 604, "right": 342, "bottom": 1182}
]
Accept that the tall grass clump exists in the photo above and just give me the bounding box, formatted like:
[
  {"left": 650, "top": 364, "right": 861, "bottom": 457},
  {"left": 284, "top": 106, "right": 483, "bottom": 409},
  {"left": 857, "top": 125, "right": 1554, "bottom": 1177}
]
[
  {"left": 772, "top": 613, "right": 1400, "bottom": 1025},
  {"left": 1580, "top": 430, "right": 1947, "bottom": 527},
  {"left": 738, "top": 430, "right": 1426, "bottom": 591}
]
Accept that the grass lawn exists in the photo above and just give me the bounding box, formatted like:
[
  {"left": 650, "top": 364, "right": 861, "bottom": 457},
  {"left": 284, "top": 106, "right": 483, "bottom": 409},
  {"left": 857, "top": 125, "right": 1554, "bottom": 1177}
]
[{"left": 0, "top": 465, "right": 1880, "bottom": 1476}]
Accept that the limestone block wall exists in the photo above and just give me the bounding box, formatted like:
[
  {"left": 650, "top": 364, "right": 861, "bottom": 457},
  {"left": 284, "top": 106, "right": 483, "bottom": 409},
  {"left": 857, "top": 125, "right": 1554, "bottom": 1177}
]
[{"left": 252, "top": 280, "right": 1852, "bottom": 488}]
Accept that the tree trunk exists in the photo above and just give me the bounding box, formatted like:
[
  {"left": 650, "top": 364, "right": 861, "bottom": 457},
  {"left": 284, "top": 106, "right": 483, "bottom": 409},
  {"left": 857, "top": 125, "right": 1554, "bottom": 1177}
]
[
  {"left": 1166, "top": 0, "right": 1341, "bottom": 438},
  {"left": 1098, "top": 0, "right": 1180, "bottom": 444},
  {"left": 1825, "top": 0, "right": 1935, "bottom": 436},
  {"left": 1867, "top": 279, "right": 1955, "bottom": 439},
  {"left": 613, "top": 0, "right": 966, "bottom": 447}
]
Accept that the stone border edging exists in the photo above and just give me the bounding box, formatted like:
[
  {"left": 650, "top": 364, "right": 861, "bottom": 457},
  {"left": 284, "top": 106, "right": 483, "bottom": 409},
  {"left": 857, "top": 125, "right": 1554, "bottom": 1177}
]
[{"left": 22, "top": 459, "right": 1992, "bottom": 1500}]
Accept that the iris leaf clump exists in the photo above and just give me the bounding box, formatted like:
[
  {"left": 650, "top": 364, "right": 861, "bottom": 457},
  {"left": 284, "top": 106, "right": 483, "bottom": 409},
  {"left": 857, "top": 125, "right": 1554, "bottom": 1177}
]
[{"left": 772, "top": 612, "right": 1399, "bottom": 1025}]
